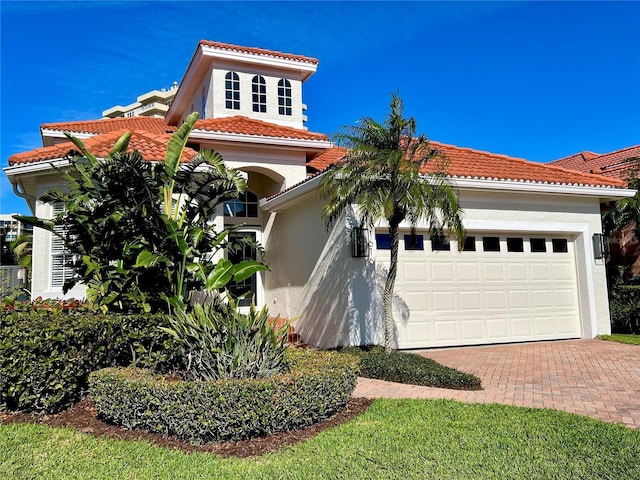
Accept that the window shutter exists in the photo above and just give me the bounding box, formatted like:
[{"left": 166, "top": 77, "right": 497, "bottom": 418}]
[{"left": 50, "top": 202, "right": 73, "bottom": 289}]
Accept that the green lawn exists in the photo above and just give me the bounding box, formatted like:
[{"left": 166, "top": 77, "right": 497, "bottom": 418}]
[
  {"left": 597, "top": 334, "right": 640, "bottom": 345},
  {"left": 2, "top": 399, "right": 638, "bottom": 480}
]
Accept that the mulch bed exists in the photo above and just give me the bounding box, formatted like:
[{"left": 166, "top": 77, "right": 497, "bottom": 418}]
[{"left": 0, "top": 396, "right": 373, "bottom": 458}]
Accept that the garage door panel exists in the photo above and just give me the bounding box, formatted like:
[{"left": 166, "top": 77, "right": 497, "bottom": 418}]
[
  {"left": 486, "top": 318, "right": 508, "bottom": 338},
  {"left": 552, "top": 263, "right": 575, "bottom": 281},
  {"left": 460, "top": 319, "right": 483, "bottom": 340},
  {"left": 483, "top": 263, "right": 505, "bottom": 281},
  {"left": 403, "top": 262, "right": 428, "bottom": 281},
  {"left": 554, "top": 289, "right": 576, "bottom": 308},
  {"left": 532, "top": 290, "right": 553, "bottom": 308},
  {"left": 432, "top": 263, "right": 454, "bottom": 282},
  {"left": 377, "top": 233, "right": 581, "bottom": 349},
  {"left": 404, "top": 291, "right": 428, "bottom": 311},
  {"left": 432, "top": 291, "right": 456, "bottom": 311},
  {"left": 459, "top": 291, "right": 482, "bottom": 310},
  {"left": 485, "top": 291, "right": 507, "bottom": 310},
  {"left": 507, "top": 263, "right": 528, "bottom": 281},
  {"left": 434, "top": 321, "right": 458, "bottom": 341},
  {"left": 458, "top": 263, "right": 480, "bottom": 281},
  {"left": 509, "top": 290, "right": 530, "bottom": 309},
  {"left": 530, "top": 263, "right": 552, "bottom": 281}
]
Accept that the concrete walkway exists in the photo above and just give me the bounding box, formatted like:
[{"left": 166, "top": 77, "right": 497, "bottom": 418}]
[{"left": 352, "top": 339, "right": 640, "bottom": 428}]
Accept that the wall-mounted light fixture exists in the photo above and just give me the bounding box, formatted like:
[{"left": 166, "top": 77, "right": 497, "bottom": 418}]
[
  {"left": 351, "top": 227, "right": 369, "bottom": 258},
  {"left": 593, "top": 233, "right": 605, "bottom": 260}
]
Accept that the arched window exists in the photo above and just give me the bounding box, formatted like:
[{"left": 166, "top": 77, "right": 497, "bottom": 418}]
[
  {"left": 201, "top": 86, "right": 206, "bottom": 118},
  {"left": 223, "top": 191, "right": 259, "bottom": 218},
  {"left": 278, "top": 79, "right": 292, "bottom": 116},
  {"left": 225, "top": 72, "right": 240, "bottom": 110},
  {"left": 252, "top": 75, "right": 267, "bottom": 113}
]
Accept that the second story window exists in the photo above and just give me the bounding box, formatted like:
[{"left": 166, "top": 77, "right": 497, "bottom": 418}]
[
  {"left": 224, "top": 191, "right": 259, "bottom": 218},
  {"left": 225, "top": 71, "right": 240, "bottom": 110},
  {"left": 252, "top": 75, "right": 267, "bottom": 113},
  {"left": 278, "top": 79, "right": 292, "bottom": 116},
  {"left": 201, "top": 86, "right": 206, "bottom": 118}
]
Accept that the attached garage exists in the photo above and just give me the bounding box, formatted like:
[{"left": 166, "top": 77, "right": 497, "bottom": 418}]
[{"left": 375, "top": 231, "right": 582, "bottom": 349}]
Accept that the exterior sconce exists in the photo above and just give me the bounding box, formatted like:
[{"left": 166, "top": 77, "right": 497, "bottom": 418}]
[
  {"left": 351, "top": 227, "right": 369, "bottom": 258},
  {"left": 593, "top": 233, "right": 605, "bottom": 260}
]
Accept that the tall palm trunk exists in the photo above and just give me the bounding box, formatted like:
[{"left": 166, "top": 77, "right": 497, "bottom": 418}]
[{"left": 383, "top": 223, "right": 400, "bottom": 353}]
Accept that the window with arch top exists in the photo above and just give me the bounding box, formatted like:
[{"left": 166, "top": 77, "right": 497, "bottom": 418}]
[
  {"left": 225, "top": 72, "right": 240, "bottom": 110},
  {"left": 278, "top": 79, "right": 292, "bottom": 116},
  {"left": 252, "top": 75, "right": 267, "bottom": 113},
  {"left": 224, "top": 190, "right": 259, "bottom": 218}
]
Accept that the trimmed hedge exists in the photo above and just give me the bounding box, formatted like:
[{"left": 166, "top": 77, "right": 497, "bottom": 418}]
[
  {"left": 0, "top": 310, "right": 183, "bottom": 413},
  {"left": 609, "top": 285, "right": 640, "bottom": 334},
  {"left": 338, "top": 345, "right": 481, "bottom": 390},
  {"left": 89, "top": 348, "right": 359, "bottom": 443}
]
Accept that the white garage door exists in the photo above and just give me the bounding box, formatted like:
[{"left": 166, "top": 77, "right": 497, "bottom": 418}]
[{"left": 374, "top": 232, "right": 582, "bottom": 349}]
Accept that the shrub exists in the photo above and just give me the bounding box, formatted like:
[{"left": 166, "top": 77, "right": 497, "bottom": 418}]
[
  {"left": 0, "top": 310, "right": 183, "bottom": 413},
  {"left": 609, "top": 285, "right": 640, "bottom": 334},
  {"left": 337, "top": 345, "right": 481, "bottom": 390},
  {"left": 89, "top": 348, "right": 359, "bottom": 443},
  {"left": 162, "top": 299, "right": 289, "bottom": 381}
]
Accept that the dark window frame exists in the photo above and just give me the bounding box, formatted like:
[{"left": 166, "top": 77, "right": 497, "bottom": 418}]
[
  {"left": 404, "top": 234, "right": 424, "bottom": 251},
  {"left": 277, "top": 78, "right": 292, "bottom": 116},
  {"left": 251, "top": 75, "right": 267, "bottom": 113},
  {"left": 530, "top": 238, "right": 547, "bottom": 253},
  {"left": 552, "top": 238, "right": 568, "bottom": 253},
  {"left": 225, "top": 71, "right": 240, "bottom": 110},
  {"left": 507, "top": 237, "right": 524, "bottom": 252},
  {"left": 482, "top": 236, "right": 501, "bottom": 252}
]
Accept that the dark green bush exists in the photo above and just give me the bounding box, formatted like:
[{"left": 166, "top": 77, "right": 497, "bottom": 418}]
[
  {"left": 0, "top": 310, "right": 183, "bottom": 413},
  {"left": 89, "top": 348, "right": 359, "bottom": 443},
  {"left": 609, "top": 285, "right": 640, "bottom": 334},
  {"left": 337, "top": 345, "right": 481, "bottom": 390}
]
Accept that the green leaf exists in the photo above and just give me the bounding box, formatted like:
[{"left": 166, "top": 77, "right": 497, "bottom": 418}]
[
  {"left": 205, "top": 259, "right": 235, "bottom": 291},
  {"left": 232, "top": 260, "right": 269, "bottom": 283}
]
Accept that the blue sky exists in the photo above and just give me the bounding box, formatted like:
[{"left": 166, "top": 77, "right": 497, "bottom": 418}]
[{"left": 2, "top": 1, "right": 639, "bottom": 214}]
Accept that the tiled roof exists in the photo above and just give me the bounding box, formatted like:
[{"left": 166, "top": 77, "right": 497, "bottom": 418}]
[
  {"left": 8, "top": 130, "right": 197, "bottom": 166},
  {"left": 549, "top": 151, "right": 600, "bottom": 171},
  {"left": 41, "top": 117, "right": 174, "bottom": 135},
  {"left": 307, "top": 146, "right": 347, "bottom": 172},
  {"left": 301, "top": 141, "right": 625, "bottom": 188},
  {"left": 426, "top": 141, "right": 625, "bottom": 187},
  {"left": 199, "top": 40, "right": 319, "bottom": 65},
  {"left": 549, "top": 145, "right": 640, "bottom": 181},
  {"left": 194, "top": 116, "right": 328, "bottom": 141}
]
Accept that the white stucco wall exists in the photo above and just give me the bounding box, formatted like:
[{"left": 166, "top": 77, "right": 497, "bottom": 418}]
[
  {"left": 263, "top": 196, "right": 382, "bottom": 348},
  {"left": 264, "top": 187, "right": 612, "bottom": 348}
]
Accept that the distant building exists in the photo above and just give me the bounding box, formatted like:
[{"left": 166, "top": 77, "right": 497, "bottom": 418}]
[
  {"left": 102, "top": 82, "right": 179, "bottom": 119},
  {"left": 0, "top": 214, "right": 32, "bottom": 243}
]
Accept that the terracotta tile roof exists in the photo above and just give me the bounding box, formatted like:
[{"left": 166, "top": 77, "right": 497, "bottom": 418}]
[
  {"left": 199, "top": 40, "right": 319, "bottom": 65},
  {"left": 301, "top": 141, "right": 625, "bottom": 188},
  {"left": 549, "top": 151, "right": 600, "bottom": 171},
  {"left": 549, "top": 145, "right": 640, "bottom": 182},
  {"left": 194, "top": 116, "right": 328, "bottom": 141},
  {"left": 8, "top": 130, "right": 197, "bottom": 166},
  {"left": 40, "top": 117, "right": 174, "bottom": 135},
  {"left": 426, "top": 141, "right": 625, "bottom": 187},
  {"left": 307, "top": 146, "right": 347, "bottom": 172}
]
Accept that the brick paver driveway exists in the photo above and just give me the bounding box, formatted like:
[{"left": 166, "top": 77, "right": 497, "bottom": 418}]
[{"left": 352, "top": 339, "right": 640, "bottom": 428}]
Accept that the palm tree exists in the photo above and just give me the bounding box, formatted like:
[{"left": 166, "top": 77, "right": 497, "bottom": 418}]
[{"left": 320, "top": 93, "right": 464, "bottom": 353}]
